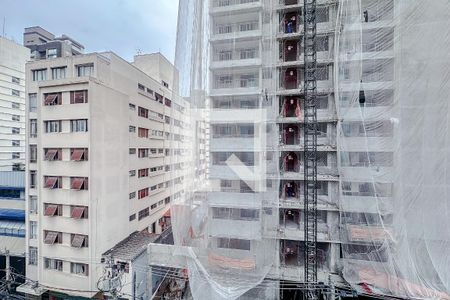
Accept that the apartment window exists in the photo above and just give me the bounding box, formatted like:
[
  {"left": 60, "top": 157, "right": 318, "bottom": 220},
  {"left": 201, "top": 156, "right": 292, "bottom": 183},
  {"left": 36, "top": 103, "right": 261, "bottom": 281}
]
[
  {"left": 32, "top": 69, "right": 47, "bottom": 81},
  {"left": 165, "top": 197, "right": 170, "bottom": 204},
  {"left": 216, "top": 75, "right": 232, "bottom": 88},
  {"left": 129, "top": 148, "right": 136, "bottom": 155},
  {"left": 221, "top": 180, "right": 232, "bottom": 188},
  {"left": 165, "top": 98, "right": 172, "bottom": 107},
  {"left": 151, "top": 204, "right": 157, "bottom": 210},
  {"left": 30, "top": 119, "right": 37, "bottom": 137},
  {"left": 138, "top": 83, "right": 145, "bottom": 91},
  {"left": 44, "top": 93, "right": 62, "bottom": 106},
  {"left": 12, "top": 89, "right": 20, "bottom": 96},
  {"left": 12, "top": 163, "right": 24, "bottom": 171},
  {"left": 138, "top": 168, "right": 149, "bottom": 178},
  {"left": 217, "top": 238, "right": 251, "bottom": 250},
  {"left": 218, "top": 50, "right": 232, "bottom": 61},
  {"left": 11, "top": 102, "right": 20, "bottom": 109},
  {"left": 240, "top": 48, "right": 256, "bottom": 59},
  {"left": 44, "top": 203, "right": 62, "bottom": 217},
  {"left": 29, "top": 247, "right": 38, "bottom": 265},
  {"left": 29, "top": 93, "right": 37, "bottom": 112},
  {"left": 29, "top": 196, "right": 38, "bottom": 214},
  {"left": 239, "top": 22, "right": 258, "bottom": 32},
  {"left": 155, "top": 93, "right": 163, "bottom": 103},
  {"left": 12, "top": 127, "right": 20, "bottom": 134},
  {"left": 217, "top": 24, "right": 232, "bottom": 34},
  {"left": 129, "top": 170, "right": 136, "bottom": 177},
  {"left": 129, "top": 214, "right": 136, "bottom": 221},
  {"left": 240, "top": 74, "right": 257, "bottom": 87},
  {"left": 44, "top": 258, "right": 63, "bottom": 271},
  {"left": 138, "top": 127, "right": 149, "bottom": 138},
  {"left": 129, "top": 126, "right": 136, "bottom": 133},
  {"left": 44, "top": 176, "right": 62, "bottom": 189},
  {"left": 44, "top": 120, "right": 61, "bottom": 133},
  {"left": 146, "top": 88, "right": 153, "bottom": 94},
  {"left": 70, "top": 119, "right": 88, "bottom": 132},
  {"left": 138, "top": 106, "right": 148, "bottom": 118},
  {"left": 71, "top": 206, "right": 88, "bottom": 219},
  {"left": 129, "top": 192, "right": 136, "bottom": 199},
  {"left": 47, "top": 48, "right": 57, "bottom": 58},
  {"left": 70, "top": 148, "right": 88, "bottom": 161},
  {"left": 138, "top": 148, "right": 148, "bottom": 158},
  {"left": 138, "top": 188, "right": 149, "bottom": 199},
  {"left": 138, "top": 207, "right": 149, "bottom": 220},
  {"left": 71, "top": 177, "right": 88, "bottom": 190},
  {"left": 71, "top": 234, "right": 88, "bottom": 248},
  {"left": 158, "top": 200, "right": 163, "bottom": 206},
  {"left": 12, "top": 76, "right": 20, "bottom": 84},
  {"left": 71, "top": 262, "right": 89, "bottom": 276},
  {"left": 162, "top": 81, "right": 169, "bottom": 88},
  {"left": 76, "top": 64, "right": 94, "bottom": 77},
  {"left": 51, "top": 67, "right": 66, "bottom": 79},
  {"left": 70, "top": 90, "right": 88, "bottom": 104},
  {"left": 12, "top": 140, "right": 20, "bottom": 147},
  {"left": 44, "top": 231, "right": 62, "bottom": 245},
  {"left": 12, "top": 152, "right": 20, "bottom": 159},
  {"left": 29, "top": 221, "right": 37, "bottom": 239},
  {"left": 129, "top": 103, "right": 136, "bottom": 110},
  {"left": 29, "top": 145, "right": 37, "bottom": 162},
  {"left": 29, "top": 171, "right": 37, "bottom": 188},
  {"left": 44, "top": 148, "right": 62, "bottom": 161},
  {"left": 12, "top": 114, "right": 20, "bottom": 121}
]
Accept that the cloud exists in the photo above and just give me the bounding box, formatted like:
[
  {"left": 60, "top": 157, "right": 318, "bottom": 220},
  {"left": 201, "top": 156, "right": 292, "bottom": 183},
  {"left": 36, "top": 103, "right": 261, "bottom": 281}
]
[{"left": 0, "top": 0, "right": 179, "bottom": 62}]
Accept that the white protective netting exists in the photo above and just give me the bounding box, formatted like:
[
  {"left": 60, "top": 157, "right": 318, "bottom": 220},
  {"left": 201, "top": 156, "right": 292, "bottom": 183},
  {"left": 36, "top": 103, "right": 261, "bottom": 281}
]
[
  {"left": 170, "top": 0, "right": 450, "bottom": 299},
  {"left": 336, "top": 0, "right": 450, "bottom": 299},
  {"left": 172, "top": 0, "right": 279, "bottom": 299}
]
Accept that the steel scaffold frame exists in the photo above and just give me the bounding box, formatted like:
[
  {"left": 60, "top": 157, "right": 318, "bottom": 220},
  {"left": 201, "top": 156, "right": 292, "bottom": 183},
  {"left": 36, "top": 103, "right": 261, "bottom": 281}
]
[{"left": 303, "top": 0, "right": 318, "bottom": 299}]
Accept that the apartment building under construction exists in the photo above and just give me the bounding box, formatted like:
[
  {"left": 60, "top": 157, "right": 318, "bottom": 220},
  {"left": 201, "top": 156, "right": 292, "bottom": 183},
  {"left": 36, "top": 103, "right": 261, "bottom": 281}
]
[{"left": 150, "top": 0, "right": 450, "bottom": 299}]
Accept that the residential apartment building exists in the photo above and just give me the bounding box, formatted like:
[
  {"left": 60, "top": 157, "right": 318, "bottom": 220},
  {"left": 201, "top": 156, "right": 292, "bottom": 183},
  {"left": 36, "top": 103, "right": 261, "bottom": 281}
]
[
  {"left": 20, "top": 51, "right": 189, "bottom": 298},
  {"left": 24, "top": 26, "right": 84, "bottom": 60},
  {"left": 0, "top": 37, "right": 29, "bottom": 171},
  {"left": 148, "top": 0, "right": 396, "bottom": 299}
]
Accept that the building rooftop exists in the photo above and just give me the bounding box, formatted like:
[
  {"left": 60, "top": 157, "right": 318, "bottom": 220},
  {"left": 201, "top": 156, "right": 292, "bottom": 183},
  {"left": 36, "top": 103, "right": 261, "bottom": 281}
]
[{"left": 103, "top": 231, "right": 159, "bottom": 261}]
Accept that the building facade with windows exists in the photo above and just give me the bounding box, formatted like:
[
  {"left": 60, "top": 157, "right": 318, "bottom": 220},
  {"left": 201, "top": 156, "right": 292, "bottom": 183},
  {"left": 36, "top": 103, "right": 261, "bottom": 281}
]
[
  {"left": 0, "top": 37, "right": 30, "bottom": 171},
  {"left": 148, "top": 0, "right": 400, "bottom": 299},
  {"left": 23, "top": 26, "right": 84, "bottom": 61},
  {"left": 21, "top": 52, "right": 189, "bottom": 298}
]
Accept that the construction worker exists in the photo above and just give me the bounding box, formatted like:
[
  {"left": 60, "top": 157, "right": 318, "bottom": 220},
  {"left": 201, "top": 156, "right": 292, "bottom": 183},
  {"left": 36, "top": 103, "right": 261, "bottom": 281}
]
[
  {"left": 287, "top": 20, "right": 293, "bottom": 33},
  {"left": 363, "top": 10, "right": 369, "bottom": 22}
]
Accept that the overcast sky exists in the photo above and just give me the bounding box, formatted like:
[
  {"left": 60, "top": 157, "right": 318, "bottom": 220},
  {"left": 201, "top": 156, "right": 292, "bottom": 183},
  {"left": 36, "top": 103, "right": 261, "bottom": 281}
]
[{"left": 0, "top": 0, "right": 179, "bottom": 63}]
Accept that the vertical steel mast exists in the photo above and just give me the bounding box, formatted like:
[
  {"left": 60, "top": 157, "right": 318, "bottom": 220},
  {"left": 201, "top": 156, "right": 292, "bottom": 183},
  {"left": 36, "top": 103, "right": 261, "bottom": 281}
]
[{"left": 303, "top": 0, "right": 318, "bottom": 298}]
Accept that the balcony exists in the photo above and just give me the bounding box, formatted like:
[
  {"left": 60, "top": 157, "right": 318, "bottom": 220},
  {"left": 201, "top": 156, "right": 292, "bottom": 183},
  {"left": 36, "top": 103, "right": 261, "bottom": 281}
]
[
  {"left": 344, "top": 224, "right": 392, "bottom": 244},
  {"left": 211, "top": 22, "right": 262, "bottom": 42},
  {"left": 209, "top": 218, "right": 262, "bottom": 240},
  {"left": 211, "top": 48, "right": 261, "bottom": 69},
  {"left": 211, "top": 75, "right": 260, "bottom": 96},
  {"left": 276, "top": 0, "right": 337, "bottom": 10},
  {"left": 210, "top": 0, "right": 262, "bottom": 14}
]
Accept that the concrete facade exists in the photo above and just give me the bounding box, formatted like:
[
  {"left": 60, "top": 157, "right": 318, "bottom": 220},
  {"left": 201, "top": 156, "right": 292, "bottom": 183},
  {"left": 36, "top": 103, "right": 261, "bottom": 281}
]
[
  {"left": 24, "top": 26, "right": 84, "bottom": 60},
  {"left": 22, "top": 52, "right": 189, "bottom": 298},
  {"left": 0, "top": 37, "right": 30, "bottom": 171}
]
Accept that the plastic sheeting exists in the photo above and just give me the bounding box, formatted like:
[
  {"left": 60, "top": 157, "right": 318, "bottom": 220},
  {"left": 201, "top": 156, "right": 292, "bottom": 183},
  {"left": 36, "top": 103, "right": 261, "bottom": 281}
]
[
  {"left": 171, "top": 0, "right": 450, "bottom": 299},
  {"left": 336, "top": 0, "right": 450, "bottom": 298}
]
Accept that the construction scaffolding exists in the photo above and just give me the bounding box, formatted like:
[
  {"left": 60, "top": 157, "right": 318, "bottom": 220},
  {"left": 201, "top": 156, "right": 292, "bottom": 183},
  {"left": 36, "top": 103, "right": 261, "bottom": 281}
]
[{"left": 163, "top": 0, "right": 450, "bottom": 299}]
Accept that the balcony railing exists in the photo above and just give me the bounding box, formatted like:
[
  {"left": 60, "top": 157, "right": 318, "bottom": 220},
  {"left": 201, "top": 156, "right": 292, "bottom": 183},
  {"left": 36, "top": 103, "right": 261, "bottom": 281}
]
[{"left": 214, "top": 0, "right": 259, "bottom": 7}]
